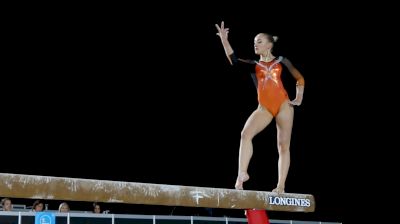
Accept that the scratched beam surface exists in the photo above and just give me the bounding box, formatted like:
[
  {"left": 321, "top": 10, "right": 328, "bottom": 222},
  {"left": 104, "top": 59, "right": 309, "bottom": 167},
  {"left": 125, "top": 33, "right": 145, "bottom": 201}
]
[{"left": 0, "top": 173, "right": 314, "bottom": 212}]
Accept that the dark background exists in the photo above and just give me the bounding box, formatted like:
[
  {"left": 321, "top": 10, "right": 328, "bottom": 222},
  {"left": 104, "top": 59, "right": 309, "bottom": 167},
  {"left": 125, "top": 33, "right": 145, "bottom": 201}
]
[{"left": 3, "top": 3, "right": 343, "bottom": 223}]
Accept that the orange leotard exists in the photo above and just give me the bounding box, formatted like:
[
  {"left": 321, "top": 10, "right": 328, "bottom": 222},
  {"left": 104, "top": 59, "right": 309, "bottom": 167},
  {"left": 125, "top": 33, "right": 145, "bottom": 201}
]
[{"left": 255, "top": 57, "right": 288, "bottom": 116}]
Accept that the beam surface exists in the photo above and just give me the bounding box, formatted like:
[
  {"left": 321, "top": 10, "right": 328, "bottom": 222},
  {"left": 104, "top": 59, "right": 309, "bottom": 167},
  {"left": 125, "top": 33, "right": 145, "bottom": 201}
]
[{"left": 0, "top": 173, "right": 315, "bottom": 212}]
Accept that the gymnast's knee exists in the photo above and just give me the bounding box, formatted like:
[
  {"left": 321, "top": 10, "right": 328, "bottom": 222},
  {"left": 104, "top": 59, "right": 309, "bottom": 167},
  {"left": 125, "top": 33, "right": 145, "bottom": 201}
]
[
  {"left": 277, "top": 142, "right": 290, "bottom": 154},
  {"left": 240, "top": 129, "right": 255, "bottom": 142}
]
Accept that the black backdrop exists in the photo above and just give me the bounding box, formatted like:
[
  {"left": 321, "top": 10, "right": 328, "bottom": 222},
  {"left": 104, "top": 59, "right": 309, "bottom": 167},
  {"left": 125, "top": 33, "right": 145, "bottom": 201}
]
[{"left": 3, "top": 3, "right": 343, "bottom": 222}]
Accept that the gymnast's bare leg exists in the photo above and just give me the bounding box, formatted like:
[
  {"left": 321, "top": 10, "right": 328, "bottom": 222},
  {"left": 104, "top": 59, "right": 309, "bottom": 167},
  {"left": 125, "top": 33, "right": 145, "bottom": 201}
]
[
  {"left": 272, "top": 101, "right": 294, "bottom": 194},
  {"left": 235, "top": 105, "right": 273, "bottom": 190}
]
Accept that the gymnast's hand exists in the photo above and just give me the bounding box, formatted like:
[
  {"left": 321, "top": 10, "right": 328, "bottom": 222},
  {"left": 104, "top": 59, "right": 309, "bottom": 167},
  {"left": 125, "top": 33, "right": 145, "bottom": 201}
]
[
  {"left": 289, "top": 85, "right": 304, "bottom": 106},
  {"left": 215, "top": 21, "right": 229, "bottom": 40}
]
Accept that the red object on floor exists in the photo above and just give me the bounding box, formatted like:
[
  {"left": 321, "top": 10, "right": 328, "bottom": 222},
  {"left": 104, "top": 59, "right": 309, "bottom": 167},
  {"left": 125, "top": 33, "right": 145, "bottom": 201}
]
[{"left": 245, "top": 209, "right": 270, "bottom": 224}]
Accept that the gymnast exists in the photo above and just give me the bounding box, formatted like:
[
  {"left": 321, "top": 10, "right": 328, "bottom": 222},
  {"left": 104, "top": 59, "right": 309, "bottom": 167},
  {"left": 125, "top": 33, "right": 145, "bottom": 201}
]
[{"left": 215, "top": 21, "right": 305, "bottom": 193}]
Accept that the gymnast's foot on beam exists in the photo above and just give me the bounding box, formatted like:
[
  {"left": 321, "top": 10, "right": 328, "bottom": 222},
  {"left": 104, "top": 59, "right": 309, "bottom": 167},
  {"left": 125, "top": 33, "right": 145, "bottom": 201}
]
[
  {"left": 272, "top": 185, "right": 285, "bottom": 194},
  {"left": 235, "top": 172, "right": 249, "bottom": 190}
]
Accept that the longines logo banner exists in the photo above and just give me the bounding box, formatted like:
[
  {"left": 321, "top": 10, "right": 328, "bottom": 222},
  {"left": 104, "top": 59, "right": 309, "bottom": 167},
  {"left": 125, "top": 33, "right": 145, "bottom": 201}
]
[{"left": 268, "top": 196, "right": 311, "bottom": 207}]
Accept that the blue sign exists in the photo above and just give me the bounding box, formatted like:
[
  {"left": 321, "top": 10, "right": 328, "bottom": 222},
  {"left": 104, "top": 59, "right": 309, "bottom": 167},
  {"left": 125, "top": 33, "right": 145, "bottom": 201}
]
[{"left": 35, "top": 212, "right": 55, "bottom": 224}]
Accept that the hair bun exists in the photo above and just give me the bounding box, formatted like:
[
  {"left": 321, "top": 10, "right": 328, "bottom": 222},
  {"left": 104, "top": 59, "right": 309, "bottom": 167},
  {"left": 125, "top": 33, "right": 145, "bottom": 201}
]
[{"left": 272, "top": 36, "right": 278, "bottom": 42}]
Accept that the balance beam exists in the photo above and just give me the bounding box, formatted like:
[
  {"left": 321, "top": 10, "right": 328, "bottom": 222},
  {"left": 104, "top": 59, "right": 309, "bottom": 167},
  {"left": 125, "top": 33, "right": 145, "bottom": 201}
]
[{"left": 0, "top": 173, "right": 315, "bottom": 212}]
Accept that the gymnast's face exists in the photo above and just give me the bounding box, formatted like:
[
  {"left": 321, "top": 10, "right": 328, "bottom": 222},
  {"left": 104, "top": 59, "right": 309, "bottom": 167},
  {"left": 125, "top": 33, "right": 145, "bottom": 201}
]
[{"left": 254, "top": 34, "right": 272, "bottom": 55}]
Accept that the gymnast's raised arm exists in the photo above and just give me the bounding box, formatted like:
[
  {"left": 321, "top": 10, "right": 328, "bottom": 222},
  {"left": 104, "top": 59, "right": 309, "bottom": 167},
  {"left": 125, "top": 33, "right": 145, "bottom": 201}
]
[{"left": 215, "top": 21, "right": 236, "bottom": 65}]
